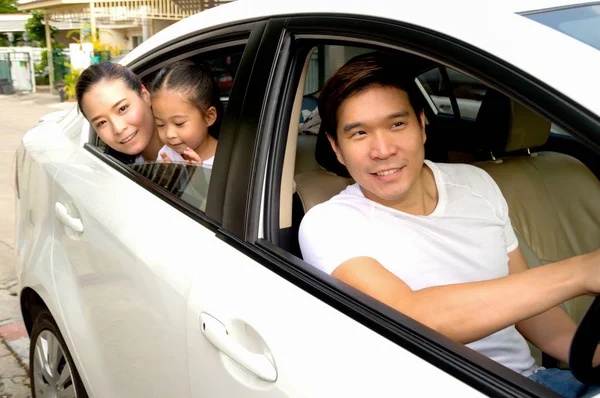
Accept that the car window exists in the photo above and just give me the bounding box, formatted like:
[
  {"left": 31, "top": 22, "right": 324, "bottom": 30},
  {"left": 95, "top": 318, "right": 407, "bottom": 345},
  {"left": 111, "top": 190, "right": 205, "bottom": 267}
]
[
  {"left": 524, "top": 4, "right": 600, "bottom": 52},
  {"left": 248, "top": 14, "right": 600, "bottom": 394},
  {"left": 92, "top": 44, "right": 246, "bottom": 214},
  {"left": 299, "top": 45, "right": 372, "bottom": 124},
  {"left": 131, "top": 161, "right": 211, "bottom": 210},
  {"left": 417, "top": 67, "right": 487, "bottom": 120},
  {"left": 300, "top": 45, "right": 372, "bottom": 125},
  {"left": 140, "top": 47, "right": 244, "bottom": 109}
]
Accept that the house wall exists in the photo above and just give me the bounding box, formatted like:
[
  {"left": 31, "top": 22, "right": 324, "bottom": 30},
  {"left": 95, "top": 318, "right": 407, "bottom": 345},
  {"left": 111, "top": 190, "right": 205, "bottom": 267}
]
[
  {"left": 98, "top": 28, "right": 130, "bottom": 54},
  {"left": 152, "top": 19, "right": 176, "bottom": 34},
  {"left": 125, "top": 27, "right": 143, "bottom": 50}
]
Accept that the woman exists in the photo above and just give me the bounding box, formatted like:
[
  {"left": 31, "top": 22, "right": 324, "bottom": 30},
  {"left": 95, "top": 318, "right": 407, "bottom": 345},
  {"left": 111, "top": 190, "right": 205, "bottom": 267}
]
[{"left": 75, "top": 62, "right": 162, "bottom": 162}]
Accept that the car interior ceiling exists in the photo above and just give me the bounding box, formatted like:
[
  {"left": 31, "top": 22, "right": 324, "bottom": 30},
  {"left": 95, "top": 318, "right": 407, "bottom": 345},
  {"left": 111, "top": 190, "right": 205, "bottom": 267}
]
[{"left": 283, "top": 49, "right": 600, "bottom": 368}]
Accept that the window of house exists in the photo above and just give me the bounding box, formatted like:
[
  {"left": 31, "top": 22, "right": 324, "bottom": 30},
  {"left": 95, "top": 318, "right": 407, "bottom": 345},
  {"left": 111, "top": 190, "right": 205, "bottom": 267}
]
[{"left": 131, "top": 35, "right": 143, "bottom": 49}]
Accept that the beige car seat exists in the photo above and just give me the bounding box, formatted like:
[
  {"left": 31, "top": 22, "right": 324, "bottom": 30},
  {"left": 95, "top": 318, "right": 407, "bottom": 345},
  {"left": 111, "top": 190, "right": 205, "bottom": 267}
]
[
  {"left": 294, "top": 124, "right": 355, "bottom": 214},
  {"left": 473, "top": 89, "right": 600, "bottom": 325}
]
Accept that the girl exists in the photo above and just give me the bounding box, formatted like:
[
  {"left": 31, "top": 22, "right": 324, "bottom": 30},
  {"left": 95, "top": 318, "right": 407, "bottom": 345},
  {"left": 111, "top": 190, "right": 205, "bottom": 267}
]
[
  {"left": 76, "top": 62, "right": 163, "bottom": 163},
  {"left": 150, "top": 61, "right": 222, "bottom": 168}
]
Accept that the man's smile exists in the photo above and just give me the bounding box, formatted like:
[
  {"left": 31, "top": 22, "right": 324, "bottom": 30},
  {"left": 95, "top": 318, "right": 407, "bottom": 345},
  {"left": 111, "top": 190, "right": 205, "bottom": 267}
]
[{"left": 374, "top": 168, "right": 401, "bottom": 176}]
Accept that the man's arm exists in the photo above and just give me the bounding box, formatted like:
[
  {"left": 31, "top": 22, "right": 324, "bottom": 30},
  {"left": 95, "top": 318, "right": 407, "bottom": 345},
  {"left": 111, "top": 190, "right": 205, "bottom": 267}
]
[
  {"left": 509, "top": 248, "right": 600, "bottom": 366},
  {"left": 509, "top": 248, "right": 576, "bottom": 363},
  {"left": 331, "top": 250, "right": 600, "bottom": 344}
]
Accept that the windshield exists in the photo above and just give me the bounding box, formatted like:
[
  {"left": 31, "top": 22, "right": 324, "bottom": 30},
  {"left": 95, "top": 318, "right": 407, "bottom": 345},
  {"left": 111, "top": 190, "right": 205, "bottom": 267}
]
[{"left": 524, "top": 4, "right": 600, "bottom": 51}]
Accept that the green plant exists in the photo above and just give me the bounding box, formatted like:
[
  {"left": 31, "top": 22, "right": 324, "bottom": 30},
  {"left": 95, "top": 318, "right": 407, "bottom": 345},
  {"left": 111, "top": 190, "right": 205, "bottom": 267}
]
[
  {"left": 62, "top": 64, "right": 80, "bottom": 100},
  {"left": 67, "top": 28, "right": 120, "bottom": 58},
  {"left": 25, "top": 11, "right": 58, "bottom": 47},
  {"left": 0, "top": 0, "right": 18, "bottom": 13},
  {"left": 34, "top": 47, "right": 67, "bottom": 85}
]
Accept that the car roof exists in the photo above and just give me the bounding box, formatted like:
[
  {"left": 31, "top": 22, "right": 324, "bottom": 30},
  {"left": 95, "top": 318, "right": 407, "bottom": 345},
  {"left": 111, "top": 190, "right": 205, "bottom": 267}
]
[
  {"left": 122, "top": 0, "right": 600, "bottom": 64},
  {"left": 121, "top": 0, "right": 566, "bottom": 63},
  {"left": 123, "top": 0, "right": 597, "bottom": 57},
  {"left": 121, "top": 0, "right": 600, "bottom": 118}
]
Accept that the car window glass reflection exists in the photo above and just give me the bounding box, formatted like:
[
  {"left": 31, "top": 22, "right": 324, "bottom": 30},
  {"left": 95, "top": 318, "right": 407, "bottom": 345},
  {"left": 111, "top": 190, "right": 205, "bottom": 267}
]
[{"left": 131, "top": 162, "right": 211, "bottom": 211}]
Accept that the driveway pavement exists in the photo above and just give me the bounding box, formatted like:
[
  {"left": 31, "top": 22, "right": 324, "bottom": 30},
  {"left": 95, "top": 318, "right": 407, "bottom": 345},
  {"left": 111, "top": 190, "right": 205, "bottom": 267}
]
[{"left": 0, "top": 92, "right": 75, "bottom": 398}]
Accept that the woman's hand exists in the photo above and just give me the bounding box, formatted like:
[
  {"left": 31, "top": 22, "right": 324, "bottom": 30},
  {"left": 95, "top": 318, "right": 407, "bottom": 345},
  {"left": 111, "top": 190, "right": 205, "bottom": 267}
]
[{"left": 182, "top": 147, "right": 203, "bottom": 165}]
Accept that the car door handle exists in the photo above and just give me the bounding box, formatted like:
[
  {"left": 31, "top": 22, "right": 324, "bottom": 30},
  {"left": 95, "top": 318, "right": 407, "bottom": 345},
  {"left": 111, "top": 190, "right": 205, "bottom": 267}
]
[
  {"left": 200, "top": 313, "right": 277, "bottom": 382},
  {"left": 55, "top": 202, "right": 83, "bottom": 233}
]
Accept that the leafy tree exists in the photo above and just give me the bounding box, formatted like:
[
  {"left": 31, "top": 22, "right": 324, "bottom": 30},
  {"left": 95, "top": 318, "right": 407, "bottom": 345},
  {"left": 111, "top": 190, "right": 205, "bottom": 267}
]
[
  {"left": 0, "top": 0, "right": 19, "bottom": 13},
  {"left": 24, "top": 10, "right": 58, "bottom": 47}
]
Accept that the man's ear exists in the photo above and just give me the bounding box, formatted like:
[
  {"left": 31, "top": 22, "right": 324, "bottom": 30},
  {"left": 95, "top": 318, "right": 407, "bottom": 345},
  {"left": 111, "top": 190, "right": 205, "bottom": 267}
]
[
  {"left": 326, "top": 133, "right": 346, "bottom": 166},
  {"left": 204, "top": 106, "right": 218, "bottom": 127},
  {"left": 141, "top": 85, "right": 151, "bottom": 105},
  {"left": 419, "top": 110, "right": 427, "bottom": 144}
]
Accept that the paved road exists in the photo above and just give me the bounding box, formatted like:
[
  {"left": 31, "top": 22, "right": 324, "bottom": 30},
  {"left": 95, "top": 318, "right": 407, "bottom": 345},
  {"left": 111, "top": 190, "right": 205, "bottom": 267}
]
[{"left": 0, "top": 92, "right": 75, "bottom": 398}]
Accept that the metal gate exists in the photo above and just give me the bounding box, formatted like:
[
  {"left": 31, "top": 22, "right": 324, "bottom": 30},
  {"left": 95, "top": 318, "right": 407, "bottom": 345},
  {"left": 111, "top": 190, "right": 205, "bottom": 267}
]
[
  {"left": 0, "top": 53, "right": 12, "bottom": 95},
  {"left": 8, "top": 51, "right": 33, "bottom": 92}
]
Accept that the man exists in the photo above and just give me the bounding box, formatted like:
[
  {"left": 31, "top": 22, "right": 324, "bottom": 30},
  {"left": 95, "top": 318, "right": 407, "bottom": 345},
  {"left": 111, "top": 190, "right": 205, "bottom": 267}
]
[{"left": 298, "top": 52, "right": 600, "bottom": 397}]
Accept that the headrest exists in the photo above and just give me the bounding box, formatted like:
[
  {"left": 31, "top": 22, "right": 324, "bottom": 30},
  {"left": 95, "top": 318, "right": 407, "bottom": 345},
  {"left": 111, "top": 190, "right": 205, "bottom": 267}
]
[
  {"left": 475, "top": 89, "right": 551, "bottom": 153},
  {"left": 295, "top": 171, "right": 354, "bottom": 212},
  {"left": 315, "top": 123, "right": 351, "bottom": 178}
]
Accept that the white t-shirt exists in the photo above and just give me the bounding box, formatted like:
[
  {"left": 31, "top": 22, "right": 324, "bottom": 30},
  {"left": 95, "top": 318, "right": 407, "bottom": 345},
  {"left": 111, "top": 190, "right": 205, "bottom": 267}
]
[
  {"left": 299, "top": 160, "right": 538, "bottom": 376},
  {"left": 157, "top": 145, "right": 214, "bottom": 169}
]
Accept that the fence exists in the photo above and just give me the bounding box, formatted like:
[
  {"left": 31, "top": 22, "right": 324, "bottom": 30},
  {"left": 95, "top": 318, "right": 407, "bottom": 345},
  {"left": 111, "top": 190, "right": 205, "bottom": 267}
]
[
  {"left": 0, "top": 48, "right": 35, "bottom": 93},
  {"left": 0, "top": 45, "right": 123, "bottom": 94},
  {"left": 0, "top": 53, "right": 12, "bottom": 94}
]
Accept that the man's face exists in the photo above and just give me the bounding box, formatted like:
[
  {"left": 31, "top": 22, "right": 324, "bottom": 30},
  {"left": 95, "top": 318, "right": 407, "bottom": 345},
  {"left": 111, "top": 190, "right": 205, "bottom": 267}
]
[{"left": 329, "top": 85, "right": 427, "bottom": 206}]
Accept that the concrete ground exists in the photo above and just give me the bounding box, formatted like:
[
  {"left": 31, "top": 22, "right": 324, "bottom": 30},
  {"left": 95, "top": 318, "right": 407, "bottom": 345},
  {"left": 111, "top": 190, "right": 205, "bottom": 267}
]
[{"left": 0, "top": 92, "right": 75, "bottom": 398}]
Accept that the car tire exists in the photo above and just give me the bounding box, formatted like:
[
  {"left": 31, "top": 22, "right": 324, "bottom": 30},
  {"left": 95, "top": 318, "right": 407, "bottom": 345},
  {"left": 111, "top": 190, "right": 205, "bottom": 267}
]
[{"left": 29, "top": 309, "right": 88, "bottom": 398}]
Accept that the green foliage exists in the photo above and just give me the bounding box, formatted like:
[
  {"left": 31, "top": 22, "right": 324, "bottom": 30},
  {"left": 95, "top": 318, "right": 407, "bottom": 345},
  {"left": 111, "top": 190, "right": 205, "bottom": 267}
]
[
  {"left": 35, "top": 48, "right": 69, "bottom": 86},
  {"left": 0, "top": 0, "right": 19, "bottom": 13},
  {"left": 62, "top": 64, "right": 80, "bottom": 100},
  {"left": 24, "top": 11, "right": 58, "bottom": 46}
]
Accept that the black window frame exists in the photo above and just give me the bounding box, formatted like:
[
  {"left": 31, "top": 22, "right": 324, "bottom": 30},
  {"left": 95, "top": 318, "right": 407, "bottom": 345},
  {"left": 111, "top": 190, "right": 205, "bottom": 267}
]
[{"left": 231, "top": 15, "right": 600, "bottom": 398}]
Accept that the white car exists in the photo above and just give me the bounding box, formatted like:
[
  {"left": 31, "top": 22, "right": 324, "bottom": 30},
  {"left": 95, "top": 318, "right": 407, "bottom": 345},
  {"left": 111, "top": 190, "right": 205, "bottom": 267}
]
[{"left": 13, "top": 0, "right": 600, "bottom": 397}]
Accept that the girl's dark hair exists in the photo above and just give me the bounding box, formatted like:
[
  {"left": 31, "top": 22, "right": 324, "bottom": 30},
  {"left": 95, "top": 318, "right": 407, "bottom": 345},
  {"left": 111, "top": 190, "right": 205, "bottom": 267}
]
[
  {"left": 318, "top": 51, "right": 424, "bottom": 143},
  {"left": 151, "top": 60, "right": 223, "bottom": 139},
  {"left": 76, "top": 62, "right": 143, "bottom": 118}
]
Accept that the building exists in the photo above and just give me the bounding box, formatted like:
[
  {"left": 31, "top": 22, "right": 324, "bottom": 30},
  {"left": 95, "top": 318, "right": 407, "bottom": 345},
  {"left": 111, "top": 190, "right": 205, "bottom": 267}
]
[{"left": 14, "top": 0, "right": 233, "bottom": 91}]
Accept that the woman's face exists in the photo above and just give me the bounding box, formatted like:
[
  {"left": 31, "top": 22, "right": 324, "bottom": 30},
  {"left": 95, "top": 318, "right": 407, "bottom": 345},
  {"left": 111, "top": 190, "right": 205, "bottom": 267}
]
[{"left": 80, "top": 79, "right": 156, "bottom": 156}]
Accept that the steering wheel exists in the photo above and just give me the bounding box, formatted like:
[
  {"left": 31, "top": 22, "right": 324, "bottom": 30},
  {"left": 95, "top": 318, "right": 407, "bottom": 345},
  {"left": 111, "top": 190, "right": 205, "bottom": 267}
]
[{"left": 569, "top": 296, "right": 600, "bottom": 385}]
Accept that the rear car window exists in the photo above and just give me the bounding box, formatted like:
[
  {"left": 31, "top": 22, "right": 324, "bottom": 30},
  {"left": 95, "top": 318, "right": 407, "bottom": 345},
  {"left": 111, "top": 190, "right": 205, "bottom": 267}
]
[
  {"left": 524, "top": 4, "right": 600, "bottom": 51},
  {"left": 417, "top": 67, "right": 487, "bottom": 120}
]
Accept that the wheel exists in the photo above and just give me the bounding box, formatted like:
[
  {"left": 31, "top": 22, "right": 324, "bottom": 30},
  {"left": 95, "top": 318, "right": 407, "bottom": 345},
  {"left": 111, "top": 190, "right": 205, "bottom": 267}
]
[
  {"left": 29, "top": 309, "right": 88, "bottom": 398},
  {"left": 569, "top": 296, "right": 600, "bottom": 385}
]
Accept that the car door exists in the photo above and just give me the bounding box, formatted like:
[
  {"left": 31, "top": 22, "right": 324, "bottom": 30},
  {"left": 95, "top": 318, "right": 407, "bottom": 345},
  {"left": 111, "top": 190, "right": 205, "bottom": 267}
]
[
  {"left": 51, "top": 135, "right": 212, "bottom": 397},
  {"left": 49, "top": 25, "right": 256, "bottom": 397},
  {"left": 183, "top": 18, "right": 553, "bottom": 397},
  {"left": 182, "top": 20, "right": 480, "bottom": 397}
]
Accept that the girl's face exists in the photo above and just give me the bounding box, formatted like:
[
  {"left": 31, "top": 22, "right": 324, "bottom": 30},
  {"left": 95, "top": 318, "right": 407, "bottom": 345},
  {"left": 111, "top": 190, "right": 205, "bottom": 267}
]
[
  {"left": 151, "top": 89, "right": 216, "bottom": 154},
  {"left": 80, "top": 79, "right": 156, "bottom": 156}
]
